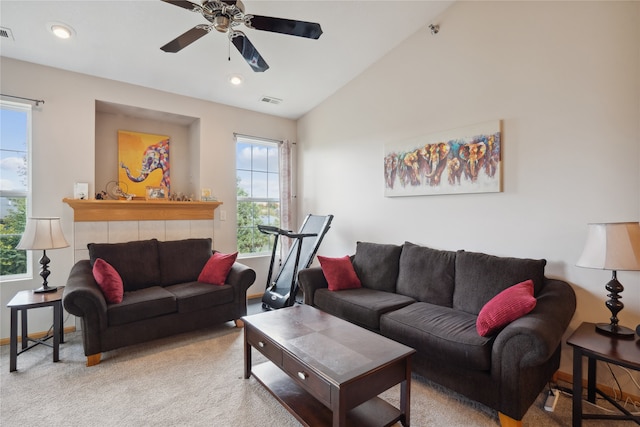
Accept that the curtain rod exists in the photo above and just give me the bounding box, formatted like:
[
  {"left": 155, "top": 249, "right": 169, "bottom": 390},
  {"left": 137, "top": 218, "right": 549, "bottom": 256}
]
[
  {"left": 234, "top": 133, "right": 282, "bottom": 144},
  {"left": 233, "top": 133, "right": 296, "bottom": 145},
  {"left": 0, "top": 94, "right": 45, "bottom": 106}
]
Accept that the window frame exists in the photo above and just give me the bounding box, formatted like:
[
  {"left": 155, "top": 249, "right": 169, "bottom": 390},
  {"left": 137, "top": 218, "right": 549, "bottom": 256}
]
[
  {"left": 235, "top": 135, "right": 281, "bottom": 257},
  {"left": 0, "top": 100, "right": 33, "bottom": 281}
]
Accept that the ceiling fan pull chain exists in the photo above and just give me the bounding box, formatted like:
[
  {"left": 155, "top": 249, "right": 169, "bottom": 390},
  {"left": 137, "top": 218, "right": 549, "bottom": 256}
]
[{"left": 227, "top": 33, "right": 231, "bottom": 62}]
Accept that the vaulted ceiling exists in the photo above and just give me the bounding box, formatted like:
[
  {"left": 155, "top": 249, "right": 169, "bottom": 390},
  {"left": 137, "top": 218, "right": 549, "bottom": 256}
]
[{"left": 0, "top": 1, "right": 453, "bottom": 119}]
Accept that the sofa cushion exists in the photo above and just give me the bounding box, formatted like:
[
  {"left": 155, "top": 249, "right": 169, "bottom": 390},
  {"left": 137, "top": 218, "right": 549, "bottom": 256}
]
[
  {"left": 396, "top": 242, "right": 456, "bottom": 307},
  {"left": 107, "top": 286, "right": 176, "bottom": 326},
  {"left": 198, "top": 252, "right": 238, "bottom": 285},
  {"left": 453, "top": 250, "right": 546, "bottom": 315},
  {"left": 88, "top": 239, "right": 161, "bottom": 292},
  {"left": 314, "top": 287, "right": 415, "bottom": 331},
  {"left": 476, "top": 279, "right": 537, "bottom": 337},
  {"left": 165, "top": 282, "right": 235, "bottom": 313},
  {"left": 92, "top": 258, "right": 124, "bottom": 304},
  {"left": 317, "top": 255, "right": 362, "bottom": 291},
  {"left": 158, "top": 238, "right": 213, "bottom": 286},
  {"left": 352, "top": 242, "right": 402, "bottom": 293},
  {"left": 380, "top": 302, "right": 493, "bottom": 371}
]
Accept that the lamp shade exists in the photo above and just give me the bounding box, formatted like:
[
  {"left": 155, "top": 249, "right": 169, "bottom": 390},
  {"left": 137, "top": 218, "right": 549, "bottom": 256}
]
[
  {"left": 576, "top": 222, "right": 640, "bottom": 271},
  {"left": 16, "top": 217, "right": 69, "bottom": 250}
]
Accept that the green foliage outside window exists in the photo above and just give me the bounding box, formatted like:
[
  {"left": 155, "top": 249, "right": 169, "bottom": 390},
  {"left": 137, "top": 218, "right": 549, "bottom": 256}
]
[
  {"left": 236, "top": 183, "right": 280, "bottom": 254},
  {"left": 0, "top": 198, "right": 27, "bottom": 276}
]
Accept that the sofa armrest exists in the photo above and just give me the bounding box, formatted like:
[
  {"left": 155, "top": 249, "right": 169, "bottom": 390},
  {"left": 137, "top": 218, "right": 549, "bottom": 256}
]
[
  {"left": 63, "top": 260, "right": 108, "bottom": 329},
  {"left": 491, "top": 278, "right": 576, "bottom": 372},
  {"left": 226, "top": 261, "right": 257, "bottom": 302},
  {"left": 63, "top": 260, "right": 109, "bottom": 356},
  {"left": 298, "top": 267, "right": 328, "bottom": 305}
]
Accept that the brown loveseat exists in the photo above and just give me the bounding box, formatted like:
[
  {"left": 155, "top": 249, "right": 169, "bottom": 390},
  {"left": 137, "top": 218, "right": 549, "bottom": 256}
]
[
  {"left": 299, "top": 241, "right": 576, "bottom": 426},
  {"left": 63, "top": 238, "right": 255, "bottom": 366}
]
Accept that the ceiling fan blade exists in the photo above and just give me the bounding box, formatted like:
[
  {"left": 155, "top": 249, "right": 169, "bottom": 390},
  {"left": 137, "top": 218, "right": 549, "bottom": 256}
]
[
  {"left": 245, "top": 15, "right": 322, "bottom": 39},
  {"left": 231, "top": 32, "right": 269, "bottom": 72},
  {"left": 161, "top": 0, "right": 203, "bottom": 13},
  {"left": 161, "top": 26, "right": 210, "bottom": 53}
]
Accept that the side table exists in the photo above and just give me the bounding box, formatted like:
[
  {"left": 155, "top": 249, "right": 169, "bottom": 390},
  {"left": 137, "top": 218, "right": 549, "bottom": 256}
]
[
  {"left": 566, "top": 321, "right": 640, "bottom": 426},
  {"left": 7, "top": 287, "right": 65, "bottom": 372}
]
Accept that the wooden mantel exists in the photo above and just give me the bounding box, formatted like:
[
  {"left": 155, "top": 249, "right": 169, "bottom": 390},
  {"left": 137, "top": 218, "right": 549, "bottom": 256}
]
[{"left": 63, "top": 198, "right": 222, "bottom": 222}]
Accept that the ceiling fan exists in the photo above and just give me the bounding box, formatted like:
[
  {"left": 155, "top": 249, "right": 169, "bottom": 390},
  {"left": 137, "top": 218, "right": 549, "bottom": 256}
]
[{"left": 160, "top": 0, "right": 323, "bottom": 72}]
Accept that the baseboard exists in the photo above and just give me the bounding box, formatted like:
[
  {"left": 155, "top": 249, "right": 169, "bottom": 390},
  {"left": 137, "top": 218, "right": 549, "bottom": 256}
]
[
  {"left": 555, "top": 370, "right": 640, "bottom": 403},
  {"left": 0, "top": 326, "right": 76, "bottom": 346},
  {"left": 247, "top": 293, "right": 263, "bottom": 300}
]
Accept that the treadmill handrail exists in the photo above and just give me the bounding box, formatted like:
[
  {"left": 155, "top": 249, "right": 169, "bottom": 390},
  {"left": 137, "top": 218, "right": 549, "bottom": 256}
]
[
  {"left": 257, "top": 225, "right": 317, "bottom": 240},
  {"left": 257, "top": 225, "right": 292, "bottom": 236}
]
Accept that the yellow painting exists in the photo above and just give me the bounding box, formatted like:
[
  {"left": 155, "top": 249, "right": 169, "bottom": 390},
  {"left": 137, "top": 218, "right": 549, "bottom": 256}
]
[{"left": 118, "top": 130, "right": 170, "bottom": 198}]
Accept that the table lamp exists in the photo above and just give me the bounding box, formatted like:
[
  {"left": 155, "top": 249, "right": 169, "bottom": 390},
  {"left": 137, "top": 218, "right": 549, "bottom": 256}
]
[
  {"left": 576, "top": 222, "right": 640, "bottom": 337},
  {"left": 16, "top": 217, "right": 69, "bottom": 293}
]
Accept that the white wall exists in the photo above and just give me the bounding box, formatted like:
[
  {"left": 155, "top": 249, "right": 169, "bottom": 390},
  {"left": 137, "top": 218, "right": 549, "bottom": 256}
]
[
  {"left": 297, "top": 1, "right": 640, "bottom": 383},
  {"left": 0, "top": 57, "right": 296, "bottom": 338},
  {"left": 95, "top": 109, "right": 195, "bottom": 197}
]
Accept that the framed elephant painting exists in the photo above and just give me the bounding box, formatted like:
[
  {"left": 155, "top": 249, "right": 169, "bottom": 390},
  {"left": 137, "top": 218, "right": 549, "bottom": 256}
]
[
  {"left": 384, "top": 120, "right": 502, "bottom": 197},
  {"left": 118, "top": 130, "right": 170, "bottom": 198}
]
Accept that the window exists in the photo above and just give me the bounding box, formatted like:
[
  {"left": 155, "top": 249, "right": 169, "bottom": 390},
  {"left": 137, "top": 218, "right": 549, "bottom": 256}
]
[
  {"left": 236, "top": 136, "right": 280, "bottom": 255},
  {"left": 0, "top": 101, "right": 32, "bottom": 279}
]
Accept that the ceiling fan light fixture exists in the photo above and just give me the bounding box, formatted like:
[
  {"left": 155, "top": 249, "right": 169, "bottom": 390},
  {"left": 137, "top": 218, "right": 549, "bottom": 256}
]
[
  {"left": 213, "top": 15, "right": 230, "bottom": 33},
  {"left": 49, "top": 23, "right": 74, "bottom": 39}
]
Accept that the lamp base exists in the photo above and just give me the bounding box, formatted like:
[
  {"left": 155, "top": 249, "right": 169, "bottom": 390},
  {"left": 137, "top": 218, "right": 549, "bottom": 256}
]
[
  {"left": 33, "top": 285, "right": 58, "bottom": 294},
  {"left": 595, "top": 322, "right": 635, "bottom": 338}
]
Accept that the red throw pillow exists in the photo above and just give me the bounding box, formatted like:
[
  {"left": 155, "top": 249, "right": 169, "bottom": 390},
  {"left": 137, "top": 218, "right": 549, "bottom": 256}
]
[
  {"left": 317, "top": 255, "right": 362, "bottom": 291},
  {"left": 92, "top": 258, "right": 124, "bottom": 304},
  {"left": 198, "top": 252, "right": 238, "bottom": 285},
  {"left": 476, "top": 279, "right": 537, "bottom": 337}
]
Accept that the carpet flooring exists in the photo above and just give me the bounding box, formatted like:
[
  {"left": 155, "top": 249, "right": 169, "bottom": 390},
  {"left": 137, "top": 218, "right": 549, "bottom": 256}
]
[{"left": 0, "top": 319, "right": 634, "bottom": 426}]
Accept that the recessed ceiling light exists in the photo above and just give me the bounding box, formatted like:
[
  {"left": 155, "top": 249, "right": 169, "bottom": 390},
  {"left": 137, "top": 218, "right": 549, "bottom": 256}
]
[
  {"left": 48, "top": 22, "right": 74, "bottom": 39},
  {"left": 229, "top": 75, "right": 244, "bottom": 86}
]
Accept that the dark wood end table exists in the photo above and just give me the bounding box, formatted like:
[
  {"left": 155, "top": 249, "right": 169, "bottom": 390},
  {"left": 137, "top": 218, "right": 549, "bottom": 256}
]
[
  {"left": 566, "top": 321, "right": 640, "bottom": 426},
  {"left": 7, "top": 287, "right": 65, "bottom": 372},
  {"left": 242, "top": 305, "right": 415, "bottom": 427}
]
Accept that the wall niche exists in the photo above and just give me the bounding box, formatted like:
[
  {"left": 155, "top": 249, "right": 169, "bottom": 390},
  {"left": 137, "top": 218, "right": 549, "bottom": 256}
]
[{"left": 94, "top": 100, "right": 201, "bottom": 200}]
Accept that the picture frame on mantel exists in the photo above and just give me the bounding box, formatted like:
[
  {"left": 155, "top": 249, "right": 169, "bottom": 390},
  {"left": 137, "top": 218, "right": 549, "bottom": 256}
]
[
  {"left": 145, "top": 185, "right": 168, "bottom": 201},
  {"left": 384, "top": 120, "right": 502, "bottom": 197}
]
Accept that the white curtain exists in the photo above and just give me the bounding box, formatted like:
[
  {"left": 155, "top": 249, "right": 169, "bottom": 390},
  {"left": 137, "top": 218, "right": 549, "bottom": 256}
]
[{"left": 279, "top": 139, "right": 293, "bottom": 254}]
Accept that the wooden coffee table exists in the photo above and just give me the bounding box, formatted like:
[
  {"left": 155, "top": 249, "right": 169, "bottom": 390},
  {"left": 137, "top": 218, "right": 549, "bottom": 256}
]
[{"left": 243, "top": 305, "right": 415, "bottom": 427}]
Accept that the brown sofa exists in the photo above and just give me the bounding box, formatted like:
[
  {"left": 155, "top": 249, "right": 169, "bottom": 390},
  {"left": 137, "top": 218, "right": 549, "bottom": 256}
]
[
  {"left": 299, "top": 241, "right": 576, "bottom": 426},
  {"left": 63, "top": 238, "right": 255, "bottom": 366}
]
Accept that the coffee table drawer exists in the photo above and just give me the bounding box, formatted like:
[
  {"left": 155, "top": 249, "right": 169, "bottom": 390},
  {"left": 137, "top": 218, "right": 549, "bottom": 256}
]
[
  {"left": 247, "top": 327, "right": 282, "bottom": 366},
  {"left": 282, "top": 353, "right": 331, "bottom": 406}
]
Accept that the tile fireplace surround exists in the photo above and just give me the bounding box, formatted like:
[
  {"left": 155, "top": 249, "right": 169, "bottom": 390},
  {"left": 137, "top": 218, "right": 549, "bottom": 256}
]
[{"left": 63, "top": 199, "right": 222, "bottom": 262}]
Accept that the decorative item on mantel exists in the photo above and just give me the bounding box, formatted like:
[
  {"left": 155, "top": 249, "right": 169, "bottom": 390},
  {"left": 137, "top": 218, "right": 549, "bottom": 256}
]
[
  {"left": 577, "top": 222, "right": 640, "bottom": 338},
  {"left": 201, "top": 188, "right": 218, "bottom": 202},
  {"left": 74, "top": 182, "right": 89, "bottom": 199},
  {"left": 168, "top": 192, "right": 195, "bottom": 202},
  {"left": 105, "top": 180, "right": 134, "bottom": 200},
  {"left": 145, "top": 185, "right": 168, "bottom": 201}
]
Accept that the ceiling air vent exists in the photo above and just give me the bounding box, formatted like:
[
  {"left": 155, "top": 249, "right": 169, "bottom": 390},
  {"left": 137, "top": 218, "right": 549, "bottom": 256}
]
[
  {"left": 260, "top": 96, "right": 282, "bottom": 105},
  {"left": 0, "top": 27, "right": 15, "bottom": 41}
]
